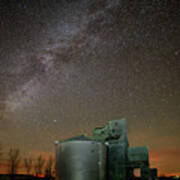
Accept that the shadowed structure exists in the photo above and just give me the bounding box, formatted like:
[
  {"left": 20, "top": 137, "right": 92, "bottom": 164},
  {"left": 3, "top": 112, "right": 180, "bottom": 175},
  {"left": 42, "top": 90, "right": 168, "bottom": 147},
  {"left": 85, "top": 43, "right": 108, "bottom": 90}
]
[{"left": 56, "top": 118, "right": 158, "bottom": 180}]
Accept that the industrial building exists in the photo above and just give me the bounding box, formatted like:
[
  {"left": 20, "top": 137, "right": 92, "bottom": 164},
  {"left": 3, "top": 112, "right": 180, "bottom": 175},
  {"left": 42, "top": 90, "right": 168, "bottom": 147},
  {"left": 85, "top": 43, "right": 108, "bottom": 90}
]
[{"left": 55, "top": 118, "right": 158, "bottom": 180}]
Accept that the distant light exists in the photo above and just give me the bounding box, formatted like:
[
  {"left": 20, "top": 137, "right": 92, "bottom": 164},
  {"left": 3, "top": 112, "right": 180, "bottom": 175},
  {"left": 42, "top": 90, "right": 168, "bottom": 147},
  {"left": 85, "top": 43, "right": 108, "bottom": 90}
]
[
  {"left": 54, "top": 140, "right": 59, "bottom": 145},
  {"left": 174, "top": 175, "right": 180, "bottom": 179}
]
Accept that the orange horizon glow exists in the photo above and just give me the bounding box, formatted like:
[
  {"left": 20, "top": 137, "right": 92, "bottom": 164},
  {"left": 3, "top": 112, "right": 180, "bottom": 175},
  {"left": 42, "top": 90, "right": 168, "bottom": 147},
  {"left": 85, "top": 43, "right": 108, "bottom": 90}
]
[
  {"left": 149, "top": 148, "right": 180, "bottom": 177},
  {"left": 164, "top": 173, "right": 180, "bottom": 177},
  {"left": 33, "top": 174, "right": 45, "bottom": 178},
  {"left": 0, "top": 148, "right": 180, "bottom": 177}
]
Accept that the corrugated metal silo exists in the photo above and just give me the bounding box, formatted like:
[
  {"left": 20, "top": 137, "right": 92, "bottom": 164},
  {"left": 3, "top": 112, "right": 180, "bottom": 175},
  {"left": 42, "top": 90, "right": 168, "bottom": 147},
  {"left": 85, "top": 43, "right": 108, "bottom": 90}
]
[{"left": 55, "top": 136, "right": 106, "bottom": 180}]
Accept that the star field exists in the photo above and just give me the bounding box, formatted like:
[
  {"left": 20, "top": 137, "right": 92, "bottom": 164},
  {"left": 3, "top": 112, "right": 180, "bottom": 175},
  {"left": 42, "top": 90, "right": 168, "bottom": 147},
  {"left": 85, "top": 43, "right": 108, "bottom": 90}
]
[{"left": 0, "top": 0, "right": 180, "bottom": 175}]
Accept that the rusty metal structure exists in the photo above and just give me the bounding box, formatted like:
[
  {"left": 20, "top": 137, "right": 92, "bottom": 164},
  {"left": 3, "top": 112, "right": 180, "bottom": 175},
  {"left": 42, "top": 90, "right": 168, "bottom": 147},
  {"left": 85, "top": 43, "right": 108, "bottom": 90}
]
[{"left": 55, "top": 118, "right": 158, "bottom": 180}]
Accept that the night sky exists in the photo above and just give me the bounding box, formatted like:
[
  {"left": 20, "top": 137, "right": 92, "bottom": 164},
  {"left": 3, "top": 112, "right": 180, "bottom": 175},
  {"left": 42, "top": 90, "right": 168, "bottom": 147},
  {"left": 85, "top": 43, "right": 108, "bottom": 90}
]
[{"left": 0, "top": 0, "right": 180, "bottom": 176}]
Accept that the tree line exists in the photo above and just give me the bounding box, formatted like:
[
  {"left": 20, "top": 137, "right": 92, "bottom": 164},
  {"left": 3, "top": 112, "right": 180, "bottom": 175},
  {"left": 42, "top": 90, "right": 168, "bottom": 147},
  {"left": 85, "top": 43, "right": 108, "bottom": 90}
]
[{"left": 0, "top": 143, "right": 54, "bottom": 178}]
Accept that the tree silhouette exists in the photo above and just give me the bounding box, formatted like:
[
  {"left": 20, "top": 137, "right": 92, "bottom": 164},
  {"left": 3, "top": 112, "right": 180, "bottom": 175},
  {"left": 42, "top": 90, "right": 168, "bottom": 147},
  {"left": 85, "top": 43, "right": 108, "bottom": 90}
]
[
  {"left": 44, "top": 155, "right": 54, "bottom": 178},
  {"left": 24, "top": 157, "right": 33, "bottom": 175},
  {"left": 8, "top": 148, "right": 21, "bottom": 178},
  {"left": 0, "top": 102, "right": 5, "bottom": 121},
  {"left": 0, "top": 143, "right": 2, "bottom": 167},
  {"left": 34, "top": 155, "right": 45, "bottom": 176}
]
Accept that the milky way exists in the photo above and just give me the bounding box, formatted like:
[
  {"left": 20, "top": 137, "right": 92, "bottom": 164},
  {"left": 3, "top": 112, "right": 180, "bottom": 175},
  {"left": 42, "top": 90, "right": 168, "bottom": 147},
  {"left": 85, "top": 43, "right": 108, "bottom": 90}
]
[{"left": 0, "top": 0, "right": 180, "bottom": 175}]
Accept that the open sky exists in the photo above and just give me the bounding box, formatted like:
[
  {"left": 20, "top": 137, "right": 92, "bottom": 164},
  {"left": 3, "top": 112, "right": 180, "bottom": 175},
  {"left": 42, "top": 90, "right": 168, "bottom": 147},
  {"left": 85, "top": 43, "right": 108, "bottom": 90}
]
[{"left": 0, "top": 0, "right": 180, "bottom": 176}]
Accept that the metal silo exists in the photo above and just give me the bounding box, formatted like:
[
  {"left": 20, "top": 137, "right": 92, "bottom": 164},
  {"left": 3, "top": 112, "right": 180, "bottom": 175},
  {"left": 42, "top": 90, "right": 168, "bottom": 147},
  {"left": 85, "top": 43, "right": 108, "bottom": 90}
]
[{"left": 55, "top": 136, "right": 106, "bottom": 180}]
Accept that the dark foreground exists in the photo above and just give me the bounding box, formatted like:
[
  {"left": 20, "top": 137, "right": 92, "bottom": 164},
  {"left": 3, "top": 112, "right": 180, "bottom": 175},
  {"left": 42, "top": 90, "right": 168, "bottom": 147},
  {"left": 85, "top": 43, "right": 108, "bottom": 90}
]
[
  {"left": 1, "top": 174, "right": 180, "bottom": 180},
  {"left": 0, "top": 174, "right": 54, "bottom": 180}
]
